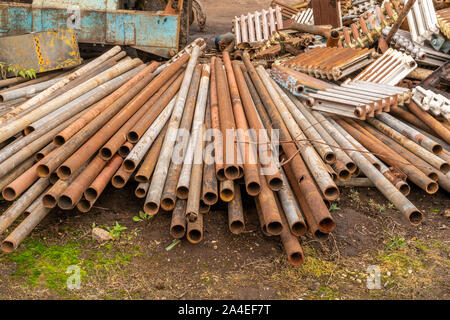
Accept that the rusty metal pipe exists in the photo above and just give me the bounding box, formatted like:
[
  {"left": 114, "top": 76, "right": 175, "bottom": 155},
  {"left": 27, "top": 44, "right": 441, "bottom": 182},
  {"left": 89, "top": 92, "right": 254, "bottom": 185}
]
[
  {"left": 278, "top": 169, "right": 307, "bottom": 237},
  {"left": 323, "top": 115, "right": 423, "bottom": 225},
  {"left": 186, "top": 124, "right": 205, "bottom": 222},
  {"left": 389, "top": 106, "right": 435, "bottom": 135},
  {"left": 376, "top": 112, "right": 443, "bottom": 154},
  {"left": 118, "top": 141, "right": 134, "bottom": 158},
  {"left": 215, "top": 58, "right": 242, "bottom": 180},
  {"left": 58, "top": 156, "right": 107, "bottom": 210},
  {"left": 2, "top": 203, "right": 51, "bottom": 252},
  {"left": 145, "top": 46, "right": 202, "bottom": 215},
  {"left": 175, "top": 64, "right": 210, "bottom": 200},
  {"left": 134, "top": 125, "right": 168, "bottom": 183},
  {"left": 0, "top": 57, "right": 141, "bottom": 144},
  {"left": 336, "top": 117, "right": 438, "bottom": 194},
  {"left": 209, "top": 57, "right": 225, "bottom": 181},
  {"left": 258, "top": 67, "right": 339, "bottom": 201},
  {"left": 337, "top": 178, "right": 375, "bottom": 188},
  {"left": 135, "top": 182, "right": 150, "bottom": 199},
  {"left": 187, "top": 213, "right": 203, "bottom": 244},
  {"left": 123, "top": 96, "right": 177, "bottom": 173},
  {"left": 236, "top": 62, "right": 283, "bottom": 191},
  {"left": 36, "top": 142, "right": 57, "bottom": 161},
  {"left": 125, "top": 68, "right": 185, "bottom": 144},
  {"left": 84, "top": 155, "right": 122, "bottom": 201},
  {"left": 367, "top": 118, "right": 449, "bottom": 173},
  {"left": 407, "top": 101, "right": 450, "bottom": 145},
  {"left": 223, "top": 52, "right": 261, "bottom": 196},
  {"left": 201, "top": 103, "right": 218, "bottom": 206},
  {"left": 160, "top": 66, "right": 202, "bottom": 211},
  {"left": 242, "top": 52, "right": 334, "bottom": 235},
  {"left": 170, "top": 199, "right": 187, "bottom": 239},
  {"left": 42, "top": 163, "right": 88, "bottom": 208},
  {"left": 0, "top": 177, "right": 50, "bottom": 234},
  {"left": 0, "top": 156, "right": 35, "bottom": 193},
  {"left": 220, "top": 180, "right": 235, "bottom": 202},
  {"left": 54, "top": 62, "right": 160, "bottom": 145},
  {"left": 111, "top": 163, "right": 133, "bottom": 189},
  {"left": 228, "top": 183, "right": 245, "bottom": 234}
]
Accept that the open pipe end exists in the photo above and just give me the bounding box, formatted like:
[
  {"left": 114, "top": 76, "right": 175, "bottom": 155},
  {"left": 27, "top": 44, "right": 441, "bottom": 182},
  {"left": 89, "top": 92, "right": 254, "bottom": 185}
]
[
  {"left": 24, "top": 127, "right": 35, "bottom": 135},
  {"left": 1, "top": 241, "right": 15, "bottom": 253},
  {"left": 35, "top": 153, "right": 45, "bottom": 161},
  {"left": 292, "top": 222, "right": 307, "bottom": 237},
  {"left": 134, "top": 175, "right": 148, "bottom": 184},
  {"left": 288, "top": 252, "right": 305, "bottom": 266},
  {"left": 112, "top": 175, "right": 126, "bottom": 189},
  {"left": 220, "top": 189, "right": 234, "bottom": 202},
  {"left": 176, "top": 186, "right": 189, "bottom": 200},
  {"left": 100, "top": 148, "right": 113, "bottom": 160},
  {"left": 314, "top": 230, "right": 330, "bottom": 241},
  {"left": 268, "top": 177, "right": 283, "bottom": 191},
  {"left": 426, "top": 181, "right": 439, "bottom": 194},
  {"left": 53, "top": 135, "right": 66, "bottom": 146},
  {"left": 246, "top": 181, "right": 261, "bottom": 197},
  {"left": 118, "top": 146, "right": 131, "bottom": 158},
  {"left": 77, "top": 200, "right": 92, "bottom": 213},
  {"left": 135, "top": 188, "right": 147, "bottom": 199},
  {"left": 408, "top": 210, "right": 423, "bottom": 226},
  {"left": 432, "top": 145, "right": 443, "bottom": 155},
  {"left": 397, "top": 182, "right": 411, "bottom": 196},
  {"left": 144, "top": 202, "right": 159, "bottom": 215},
  {"left": 42, "top": 194, "right": 57, "bottom": 208},
  {"left": 187, "top": 229, "right": 203, "bottom": 244},
  {"left": 319, "top": 217, "right": 335, "bottom": 233},
  {"left": 325, "top": 152, "right": 336, "bottom": 164},
  {"left": 440, "top": 163, "right": 450, "bottom": 175},
  {"left": 58, "top": 195, "right": 74, "bottom": 210},
  {"left": 337, "top": 169, "right": 351, "bottom": 181},
  {"left": 216, "top": 168, "right": 226, "bottom": 181},
  {"left": 57, "top": 166, "right": 72, "bottom": 180},
  {"left": 127, "top": 132, "right": 139, "bottom": 144},
  {"left": 229, "top": 220, "right": 245, "bottom": 234},
  {"left": 161, "top": 197, "right": 176, "bottom": 211},
  {"left": 123, "top": 160, "right": 136, "bottom": 173},
  {"left": 224, "top": 165, "right": 240, "bottom": 181},
  {"left": 267, "top": 221, "right": 282, "bottom": 236},
  {"left": 170, "top": 225, "right": 186, "bottom": 239},
  {"left": 346, "top": 162, "right": 357, "bottom": 173},
  {"left": 428, "top": 172, "right": 438, "bottom": 182},
  {"left": 49, "top": 172, "right": 59, "bottom": 185},
  {"left": 36, "top": 164, "right": 50, "bottom": 178},
  {"left": 2, "top": 187, "right": 17, "bottom": 201},
  {"left": 324, "top": 186, "right": 340, "bottom": 201},
  {"left": 203, "top": 192, "right": 218, "bottom": 205},
  {"left": 84, "top": 188, "right": 98, "bottom": 202}
]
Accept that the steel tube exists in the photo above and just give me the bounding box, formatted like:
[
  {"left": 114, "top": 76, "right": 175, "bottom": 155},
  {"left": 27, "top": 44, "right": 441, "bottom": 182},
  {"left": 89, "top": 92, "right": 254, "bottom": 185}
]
[
  {"left": 118, "top": 141, "right": 134, "bottom": 158},
  {"left": 145, "top": 46, "right": 202, "bottom": 215},
  {"left": 323, "top": 115, "right": 423, "bottom": 225},
  {"left": 160, "top": 65, "right": 202, "bottom": 211},
  {"left": 85, "top": 155, "right": 122, "bottom": 202},
  {"left": 0, "top": 177, "right": 49, "bottom": 234},
  {"left": 186, "top": 124, "right": 205, "bottom": 222},
  {"left": 223, "top": 52, "right": 261, "bottom": 196},
  {"left": 210, "top": 57, "right": 225, "bottom": 181},
  {"left": 0, "top": 156, "right": 35, "bottom": 192},
  {"left": 36, "top": 143, "right": 57, "bottom": 161},
  {"left": 186, "top": 213, "right": 203, "bottom": 244},
  {"left": 233, "top": 61, "right": 283, "bottom": 191},
  {"left": 134, "top": 125, "right": 168, "bottom": 183},
  {"left": 54, "top": 62, "right": 160, "bottom": 145},
  {"left": 228, "top": 183, "right": 245, "bottom": 234},
  {"left": 242, "top": 52, "right": 334, "bottom": 235},
  {"left": 257, "top": 66, "right": 339, "bottom": 201},
  {"left": 0, "top": 77, "right": 62, "bottom": 103},
  {"left": 376, "top": 112, "right": 443, "bottom": 154},
  {"left": 0, "top": 57, "right": 141, "bottom": 144},
  {"left": 201, "top": 103, "right": 218, "bottom": 206},
  {"left": 220, "top": 180, "right": 235, "bottom": 202},
  {"left": 407, "top": 101, "right": 450, "bottom": 144},
  {"left": 278, "top": 169, "right": 307, "bottom": 237},
  {"left": 170, "top": 199, "right": 187, "bottom": 239}
]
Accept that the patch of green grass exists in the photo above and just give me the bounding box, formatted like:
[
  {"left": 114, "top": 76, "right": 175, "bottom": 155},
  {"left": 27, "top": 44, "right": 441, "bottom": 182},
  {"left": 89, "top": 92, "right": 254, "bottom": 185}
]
[
  {"left": 329, "top": 203, "right": 340, "bottom": 212},
  {"left": 315, "top": 286, "right": 341, "bottom": 300}
]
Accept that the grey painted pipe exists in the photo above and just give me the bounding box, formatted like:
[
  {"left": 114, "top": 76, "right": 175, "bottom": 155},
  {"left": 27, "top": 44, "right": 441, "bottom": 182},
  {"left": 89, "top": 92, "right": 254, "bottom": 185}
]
[
  {"left": 0, "top": 77, "right": 63, "bottom": 102},
  {"left": 144, "top": 46, "right": 202, "bottom": 215},
  {"left": 0, "top": 57, "right": 142, "bottom": 144},
  {"left": 0, "top": 177, "right": 50, "bottom": 234}
]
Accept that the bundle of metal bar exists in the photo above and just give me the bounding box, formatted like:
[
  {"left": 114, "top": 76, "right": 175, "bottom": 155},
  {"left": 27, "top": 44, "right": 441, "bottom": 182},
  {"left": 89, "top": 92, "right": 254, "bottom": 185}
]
[
  {"left": 233, "top": 6, "right": 284, "bottom": 45},
  {"left": 282, "top": 47, "right": 376, "bottom": 81},
  {"left": 353, "top": 48, "right": 417, "bottom": 85}
]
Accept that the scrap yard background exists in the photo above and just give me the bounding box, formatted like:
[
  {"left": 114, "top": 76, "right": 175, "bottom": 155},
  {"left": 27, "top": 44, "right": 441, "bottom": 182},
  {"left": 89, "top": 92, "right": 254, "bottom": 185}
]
[{"left": 0, "top": 0, "right": 449, "bottom": 300}]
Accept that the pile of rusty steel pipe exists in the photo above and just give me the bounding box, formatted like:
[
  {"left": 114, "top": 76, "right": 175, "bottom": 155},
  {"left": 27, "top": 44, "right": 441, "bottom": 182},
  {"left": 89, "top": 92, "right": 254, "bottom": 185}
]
[{"left": 0, "top": 36, "right": 448, "bottom": 268}]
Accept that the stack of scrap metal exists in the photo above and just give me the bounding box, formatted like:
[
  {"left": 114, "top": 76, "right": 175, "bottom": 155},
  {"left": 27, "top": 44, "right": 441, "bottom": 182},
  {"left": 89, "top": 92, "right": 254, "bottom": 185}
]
[{"left": 282, "top": 47, "right": 376, "bottom": 80}]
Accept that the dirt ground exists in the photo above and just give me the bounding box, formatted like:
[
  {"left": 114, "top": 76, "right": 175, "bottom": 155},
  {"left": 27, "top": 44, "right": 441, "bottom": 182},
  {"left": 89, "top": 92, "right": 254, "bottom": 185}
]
[{"left": 0, "top": 0, "right": 449, "bottom": 300}]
